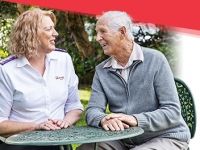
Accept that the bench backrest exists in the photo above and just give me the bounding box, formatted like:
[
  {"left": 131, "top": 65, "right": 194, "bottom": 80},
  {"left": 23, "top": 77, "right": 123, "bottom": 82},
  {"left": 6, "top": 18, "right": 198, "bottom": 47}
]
[{"left": 175, "top": 78, "right": 196, "bottom": 138}]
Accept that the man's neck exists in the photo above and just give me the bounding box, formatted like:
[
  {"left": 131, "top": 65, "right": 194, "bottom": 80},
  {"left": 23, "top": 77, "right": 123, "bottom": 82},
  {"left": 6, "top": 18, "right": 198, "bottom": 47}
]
[{"left": 114, "top": 40, "right": 133, "bottom": 67}]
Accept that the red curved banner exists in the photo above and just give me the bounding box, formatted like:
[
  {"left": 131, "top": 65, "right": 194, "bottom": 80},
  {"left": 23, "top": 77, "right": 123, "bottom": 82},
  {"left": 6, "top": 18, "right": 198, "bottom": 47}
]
[{"left": 3, "top": 0, "right": 200, "bottom": 31}]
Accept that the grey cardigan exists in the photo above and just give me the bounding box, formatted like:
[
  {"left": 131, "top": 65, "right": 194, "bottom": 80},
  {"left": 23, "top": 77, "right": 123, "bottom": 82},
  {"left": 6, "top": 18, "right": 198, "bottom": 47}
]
[{"left": 86, "top": 46, "right": 190, "bottom": 144}]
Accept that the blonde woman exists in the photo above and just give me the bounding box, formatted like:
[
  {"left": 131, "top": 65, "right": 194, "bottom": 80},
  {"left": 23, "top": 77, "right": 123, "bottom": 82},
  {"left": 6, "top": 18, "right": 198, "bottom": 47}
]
[{"left": 0, "top": 8, "right": 83, "bottom": 150}]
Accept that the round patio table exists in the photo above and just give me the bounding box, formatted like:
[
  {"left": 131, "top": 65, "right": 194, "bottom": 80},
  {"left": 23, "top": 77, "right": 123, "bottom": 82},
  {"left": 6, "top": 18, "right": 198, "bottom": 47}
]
[{"left": 5, "top": 126, "right": 144, "bottom": 150}]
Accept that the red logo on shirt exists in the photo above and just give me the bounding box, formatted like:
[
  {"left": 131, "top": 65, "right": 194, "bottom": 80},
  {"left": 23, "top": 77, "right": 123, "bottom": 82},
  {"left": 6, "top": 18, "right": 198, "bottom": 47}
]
[{"left": 55, "top": 76, "right": 64, "bottom": 80}]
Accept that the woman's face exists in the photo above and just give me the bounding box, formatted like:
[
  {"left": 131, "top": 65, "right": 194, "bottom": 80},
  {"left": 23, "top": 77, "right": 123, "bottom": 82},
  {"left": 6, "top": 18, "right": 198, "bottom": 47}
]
[{"left": 37, "top": 15, "right": 58, "bottom": 54}]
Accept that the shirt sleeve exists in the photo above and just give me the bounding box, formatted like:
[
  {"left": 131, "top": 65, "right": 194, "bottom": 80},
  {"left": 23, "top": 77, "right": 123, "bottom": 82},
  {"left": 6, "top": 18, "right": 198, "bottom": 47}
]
[
  {"left": 64, "top": 56, "right": 83, "bottom": 113},
  {"left": 0, "top": 66, "right": 13, "bottom": 122}
]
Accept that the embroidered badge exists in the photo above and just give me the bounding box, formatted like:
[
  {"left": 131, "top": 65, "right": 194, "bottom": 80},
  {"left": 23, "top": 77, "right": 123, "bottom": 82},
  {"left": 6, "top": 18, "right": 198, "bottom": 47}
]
[{"left": 55, "top": 76, "right": 64, "bottom": 80}]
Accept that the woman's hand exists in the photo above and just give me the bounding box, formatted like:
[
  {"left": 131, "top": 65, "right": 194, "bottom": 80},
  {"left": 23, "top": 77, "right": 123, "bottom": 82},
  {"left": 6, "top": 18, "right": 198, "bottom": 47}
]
[
  {"left": 35, "top": 119, "right": 61, "bottom": 131},
  {"left": 49, "top": 119, "right": 72, "bottom": 129},
  {"left": 56, "top": 109, "right": 82, "bottom": 128}
]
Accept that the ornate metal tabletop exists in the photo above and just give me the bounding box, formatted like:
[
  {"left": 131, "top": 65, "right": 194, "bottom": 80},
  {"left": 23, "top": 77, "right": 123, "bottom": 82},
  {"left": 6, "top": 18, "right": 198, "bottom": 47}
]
[{"left": 5, "top": 126, "right": 144, "bottom": 146}]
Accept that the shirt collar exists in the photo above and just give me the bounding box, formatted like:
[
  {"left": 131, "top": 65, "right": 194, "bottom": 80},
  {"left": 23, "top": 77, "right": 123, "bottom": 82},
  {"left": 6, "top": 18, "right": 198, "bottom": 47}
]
[
  {"left": 16, "top": 52, "right": 58, "bottom": 68},
  {"left": 16, "top": 56, "right": 30, "bottom": 67},
  {"left": 103, "top": 42, "right": 144, "bottom": 69},
  {"left": 46, "top": 52, "right": 58, "bottom": 61}
]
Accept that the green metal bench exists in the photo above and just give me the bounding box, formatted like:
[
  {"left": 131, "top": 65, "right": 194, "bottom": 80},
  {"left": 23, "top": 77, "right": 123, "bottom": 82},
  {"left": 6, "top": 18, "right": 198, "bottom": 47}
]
[{"left": 175, "top": 78, "right": 196, "bottom": 139}]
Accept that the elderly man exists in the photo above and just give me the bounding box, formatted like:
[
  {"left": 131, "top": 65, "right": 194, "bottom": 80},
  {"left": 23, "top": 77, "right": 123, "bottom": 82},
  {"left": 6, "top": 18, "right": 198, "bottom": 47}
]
[{"left": 77, "top": 11, "right": 190, "bottom": 150}]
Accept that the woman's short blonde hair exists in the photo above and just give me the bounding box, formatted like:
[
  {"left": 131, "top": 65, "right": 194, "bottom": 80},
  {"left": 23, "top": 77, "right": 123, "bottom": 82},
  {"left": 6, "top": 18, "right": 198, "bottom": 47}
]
[{"left": 9, "top": 8, "right": 56, "bottom": 58}]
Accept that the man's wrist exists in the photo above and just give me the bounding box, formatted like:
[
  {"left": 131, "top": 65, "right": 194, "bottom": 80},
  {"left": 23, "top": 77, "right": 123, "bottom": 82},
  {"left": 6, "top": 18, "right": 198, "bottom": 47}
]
[{"left": 131, "top": 115, "right": 138, "bottom": 126}]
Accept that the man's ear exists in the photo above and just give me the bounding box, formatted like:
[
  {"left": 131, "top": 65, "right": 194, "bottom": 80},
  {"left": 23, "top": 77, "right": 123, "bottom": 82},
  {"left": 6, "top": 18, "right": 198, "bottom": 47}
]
[{"left": 119, "top": 26, "right": 126, "bottom": 39}]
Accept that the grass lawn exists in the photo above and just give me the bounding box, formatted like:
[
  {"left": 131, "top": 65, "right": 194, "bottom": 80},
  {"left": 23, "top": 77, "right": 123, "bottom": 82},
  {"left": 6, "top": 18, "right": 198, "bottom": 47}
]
[
  {"left": 70, "top": 88, "right": 90, "bottom": 149},
  {"left": 79, "top": 87, "right": 91, "bottom": 102},
  {"left": 78, "top": 87, "right": 91, "bottom": 126}
]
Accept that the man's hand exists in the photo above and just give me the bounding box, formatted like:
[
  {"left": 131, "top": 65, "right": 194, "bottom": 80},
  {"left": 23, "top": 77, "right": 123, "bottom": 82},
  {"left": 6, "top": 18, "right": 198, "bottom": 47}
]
[
  {"left": 101, "top": 116, "right": 129, "bottom": 131},
  {"left": 101, "top": 113, "right": 138, "bottom": 131}
]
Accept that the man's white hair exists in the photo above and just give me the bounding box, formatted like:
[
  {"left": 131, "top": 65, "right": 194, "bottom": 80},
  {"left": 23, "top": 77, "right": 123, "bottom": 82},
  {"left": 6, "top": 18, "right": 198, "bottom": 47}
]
[{"left": 99, "top": 11, "right": 134, "bottom": 40}]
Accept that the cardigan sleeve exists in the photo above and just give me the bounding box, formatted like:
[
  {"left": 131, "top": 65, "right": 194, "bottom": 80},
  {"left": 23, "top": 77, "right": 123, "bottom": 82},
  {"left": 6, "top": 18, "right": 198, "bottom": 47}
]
[
  {"left": 134, "top": 53, "right": 181, "bottom": 132},
  {"left": 86, "top": 70, "right": 107, "bottom": 127}
]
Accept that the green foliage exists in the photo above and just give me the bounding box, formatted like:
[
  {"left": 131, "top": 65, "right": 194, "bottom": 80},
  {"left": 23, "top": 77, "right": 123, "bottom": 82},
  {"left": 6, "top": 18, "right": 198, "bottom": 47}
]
[
  {"left": 55, "top": 12, "right": 106, "bottom": 84},
  {"left": 0, "top": 1, "right": 18, "bottom": 18},
  {"left": 0, "top": 18, "right": 15, "bottom": 57},
  {"left": 0, "top": 2, "right": 17, "bottom": 59},
  {"left": 133, "top": 25, "right": 177, "bottom": 71},
  {"left": 0, "top": 48, "right": 9, "bottom": 59}
]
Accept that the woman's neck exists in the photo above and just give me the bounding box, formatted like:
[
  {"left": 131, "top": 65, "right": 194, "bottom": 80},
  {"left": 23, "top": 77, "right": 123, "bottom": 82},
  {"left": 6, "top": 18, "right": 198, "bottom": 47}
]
[{"left": 28, "top": 54, "right": 46, "bottom": 76}]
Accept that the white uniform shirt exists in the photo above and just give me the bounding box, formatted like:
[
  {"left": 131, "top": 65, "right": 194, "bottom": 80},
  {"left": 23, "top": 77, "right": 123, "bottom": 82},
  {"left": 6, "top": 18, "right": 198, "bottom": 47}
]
[{"left": 0, "top": 49, "right": 83, "bottom": 123}]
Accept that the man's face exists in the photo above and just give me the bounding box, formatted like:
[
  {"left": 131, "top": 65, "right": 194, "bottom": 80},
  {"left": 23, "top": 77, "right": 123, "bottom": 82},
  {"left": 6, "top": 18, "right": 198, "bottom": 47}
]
[
  {"left": 37, "top": 16, "right": 58, "bottom": 54},
  {"left": 95, "top": 18, "right": 121, "bottom": 56}
]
